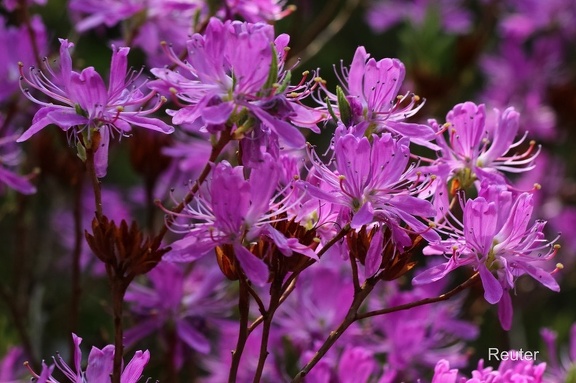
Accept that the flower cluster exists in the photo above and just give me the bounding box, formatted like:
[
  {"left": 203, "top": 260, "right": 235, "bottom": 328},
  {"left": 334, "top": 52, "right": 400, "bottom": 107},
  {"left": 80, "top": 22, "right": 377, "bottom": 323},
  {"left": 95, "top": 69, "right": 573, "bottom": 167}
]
[{"left": 2, "top": 0, "right": 574, "bottom": 382}]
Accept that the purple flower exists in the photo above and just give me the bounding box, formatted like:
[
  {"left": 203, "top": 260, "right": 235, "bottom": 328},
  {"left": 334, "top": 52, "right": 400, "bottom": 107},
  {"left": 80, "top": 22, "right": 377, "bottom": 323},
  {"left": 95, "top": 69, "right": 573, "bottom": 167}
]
[
  {"left": 69, "top": 0, "right": 208, "bottom": 67},
  {"left": 428, "top": 356, "right": 547, "bottom": 382},
  {"left": 150, "top": 18, "right": 322, "bottom": 152},
  {"left": 2, "top": 0, "right": 46, "bottom": 11},
  {"left": 164, "top": 154, "right": 317, "bottom": 286},
  {"left": 365, "top": 0, "right": 472, "bottom": 35},
  {"left": 274, "top": 265, "right": 356, "bottom": 355},
  {"left": 219, "top": 0, "right": 292, "bottom": 23},
  {"left": 540, "top": 323, "right": 576, "bottom": 381},
  {"left": 0, "top": 15, "right": 47, "bottom": 102},
  {"left": 367, "top": 281, "right": 478, "bottom": 381},
  {"left": 0, "top": 131, "right": 36, "bottom": 194},
  {"left": 124, "top": 260, "right": 231, "bottom": 368},
  {"left": 26, "top": 333, "right": 150, "bottom": 383},
  {"left": 320, "top": 46, "right": 436, "bottom": 146},
  {"left": 304, "top": 132, "right": 439, "bottom": 275},
  {"left": 0, "top": 346, "right": 25, "bottom": 382},
  {"left": 498, "top": 0, "right": 576, "bottom": 41},
  {"left": 303, "top": 346, "right": 378, "bottom": 383},
  {"left": 480, "top": 37, "right": 561, "bottom": 140},
  {"left": 200, "top": 321, "right": 285, "bottom": 382},
  {"left": 68, "top": 0, "right": 146, "bottom": 32},
  {"left": 414, "top": 186, "right": 560, "bottom": 330},
  {"left": 17, "top": 39, "right": 174, "bottom": 177},
  {"left": 419, "top": 102, "right": 539, "bottom": 220}
]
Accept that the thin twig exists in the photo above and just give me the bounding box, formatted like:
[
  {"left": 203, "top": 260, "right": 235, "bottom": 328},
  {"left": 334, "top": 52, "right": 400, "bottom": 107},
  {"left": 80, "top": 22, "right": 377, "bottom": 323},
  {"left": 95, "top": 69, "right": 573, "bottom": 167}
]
[
  {"left": 291, "top": 277, "right": 378, "bottom": 383},
  {"left": 291, "top": 273, "right": 480, "bottom": 382},
  {"left": 356, "top": 272, "right": 480, "bottom": 320},
  {"left": 155, "top": 130, "right": 231, "bottom": 242},
  {"left": 229, "top": 274, "right": 251, "bottom": 383},
  {"left": 69, "top": 180, "right": 84, "bottom": 359}
]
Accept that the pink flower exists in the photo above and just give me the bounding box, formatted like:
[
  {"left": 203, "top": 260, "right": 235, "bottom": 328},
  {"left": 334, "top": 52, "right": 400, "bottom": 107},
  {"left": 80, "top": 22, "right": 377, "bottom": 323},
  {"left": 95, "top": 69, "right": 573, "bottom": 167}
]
[
  {"left": 414, "top": 186, "right": 560, "bottom": 330},
  {"left": 26, "top": 333, "right": 150, "bottom": 383},
  {"left": 17, "top": 39, "right": 173, "bottom": 177}
]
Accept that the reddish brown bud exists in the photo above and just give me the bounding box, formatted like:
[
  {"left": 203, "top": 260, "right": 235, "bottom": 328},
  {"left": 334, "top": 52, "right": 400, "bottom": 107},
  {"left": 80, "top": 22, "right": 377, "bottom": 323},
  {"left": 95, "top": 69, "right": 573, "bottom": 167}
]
[
  {"left": 347, "top": 226, "right": 422, "bottom": 281},
  {"left": 85, "top": 215, "right": 169, "bottom": 283}
]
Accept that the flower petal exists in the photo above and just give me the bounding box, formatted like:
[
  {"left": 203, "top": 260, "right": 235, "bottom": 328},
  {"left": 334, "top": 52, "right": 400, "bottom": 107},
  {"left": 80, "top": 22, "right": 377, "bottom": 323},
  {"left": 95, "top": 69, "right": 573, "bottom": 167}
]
[{"left": 233, "top": 243, "right": 269, "bottom": 286}]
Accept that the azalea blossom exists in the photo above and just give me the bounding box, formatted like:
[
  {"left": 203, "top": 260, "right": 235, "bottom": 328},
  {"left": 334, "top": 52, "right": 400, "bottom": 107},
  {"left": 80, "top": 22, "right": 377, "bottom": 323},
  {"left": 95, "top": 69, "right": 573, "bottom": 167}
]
[
  {"left": 303, "top": 131, "right": 439, "bottom": 276},
  {"left": 125, "top": 260, "right": 231, "bottom": 368},
  {"left": 429, "top": 356, "right": 546, "bottom": 383},
  {"left": 0, "top": 132, "right": 36, "bottom": 194},
  {"left": 164, "top": 154, "right": 317, "bottom": 286},
  {"left": 318, "top": 46, "right": 435, "bottom": 146},
  {"left": 150, "top": 17, "right": 323, "bottom": 160},
  {"left": 25, "top": 333, "right": 150, "bottom": 383},
  {"left": 418, "top": 102, "right": 540, "bottom": 220},
  {"left": 413, "top": 185, "right": 560, "bottom": 330},
  {"left": 17, "top": 39, "right": 174, "bottom": 177}
]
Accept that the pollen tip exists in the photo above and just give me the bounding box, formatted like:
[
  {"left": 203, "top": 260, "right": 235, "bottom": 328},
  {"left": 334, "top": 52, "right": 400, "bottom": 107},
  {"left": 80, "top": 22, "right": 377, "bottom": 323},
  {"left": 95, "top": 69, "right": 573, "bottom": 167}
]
[
  {"left": 554, "top": 244, "right": 561, "bottom": 250},
  {"left": 556, "top": 262, "right": 564, "bottom": 269},
  {"left": 533, "top": 183, "right": 541, "bottom": 190}
]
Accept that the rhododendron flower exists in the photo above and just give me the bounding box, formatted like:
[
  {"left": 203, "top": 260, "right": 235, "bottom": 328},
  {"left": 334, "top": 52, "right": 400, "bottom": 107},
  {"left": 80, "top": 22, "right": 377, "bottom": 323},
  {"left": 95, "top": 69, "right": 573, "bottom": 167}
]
[
  {"left": 419, "top": 102, "right": 540, "bottom": 219},
  {"left": 17, "top": 39, "right": 173, "bottom": 177},
  {"left": 26, "top": 333, "right": 150, "bottom": 383},
  {"left": 0, "top": 15, "right": 47, "bottom": 102},
  {"left": 428, "top": 356, "right": 546, "bottom": 382},
  {"left": 414, "top": 186, "right": 560, "bottom": 330},
  {"left": 165, "top": 154, "right": 317, "bottom": 286},
  {"left": 304, "top": 132, "right": 439, "bottom": 272},
  {"left": 0, "top": 132, "right": 36, "bottom": 194},
  {"left": 125, "top": 260, "right": 231, "bottom": 366},
  {"left": 150, "top": 18, "right": 323, "bottom": 155},
  {"left": 319, "top": 46, "right": 435, "bottom": 146}
]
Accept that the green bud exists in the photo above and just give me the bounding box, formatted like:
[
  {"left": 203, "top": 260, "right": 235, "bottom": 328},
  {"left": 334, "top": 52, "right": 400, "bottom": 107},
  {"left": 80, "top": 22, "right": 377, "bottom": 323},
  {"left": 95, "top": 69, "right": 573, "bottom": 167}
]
[
  {"left": 262, "top": 44, "right": 279, "bottom": 94},
  {"left": 336, "top": 85, "right": 352, "bottom": 126},
  {"left": 76, "top": 140, "right": 87, "bottom": 162}
]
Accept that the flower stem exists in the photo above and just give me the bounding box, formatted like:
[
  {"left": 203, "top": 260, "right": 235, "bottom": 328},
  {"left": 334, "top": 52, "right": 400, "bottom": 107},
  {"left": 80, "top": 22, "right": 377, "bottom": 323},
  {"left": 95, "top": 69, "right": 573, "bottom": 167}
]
[
  {"left": 291, "top": 276, "right": 378, "bottom": 383},
  {"left": 252, "top": 266, "right": 283, "bottom": 383},
  {"left": 70, "top": 180, "right": 84, "bottom": 359},
  {"left": 111, "top": 279, "right": 128, "bottom": 383},
  {"left": 356, "top": 272, "right": 480, "bottom": 320},
  {"left": 229, "top": 273, "right": 251, "bottom": 383},
  {"left": 85, "top": 146, "right": 103, "bottom": 220},
  {"left": 291, "top": 273, "right": 480, "bottom": 382}
]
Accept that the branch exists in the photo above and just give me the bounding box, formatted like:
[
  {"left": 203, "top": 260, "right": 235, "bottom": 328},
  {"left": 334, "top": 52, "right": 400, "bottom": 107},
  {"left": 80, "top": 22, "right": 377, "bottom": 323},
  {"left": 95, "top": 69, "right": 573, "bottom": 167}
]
[{"left": 356, "top": 272, "right": 480, "bottom": 320}]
